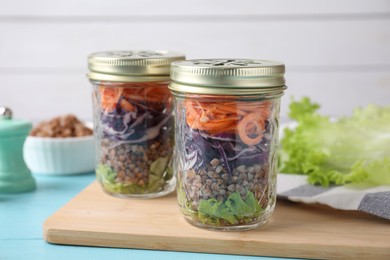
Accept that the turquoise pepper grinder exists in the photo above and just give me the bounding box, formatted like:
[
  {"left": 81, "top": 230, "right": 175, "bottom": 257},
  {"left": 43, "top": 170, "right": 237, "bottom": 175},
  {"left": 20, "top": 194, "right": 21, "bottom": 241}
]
[{"left": 0, "top": 107, "right": 36, "bottom": 193}]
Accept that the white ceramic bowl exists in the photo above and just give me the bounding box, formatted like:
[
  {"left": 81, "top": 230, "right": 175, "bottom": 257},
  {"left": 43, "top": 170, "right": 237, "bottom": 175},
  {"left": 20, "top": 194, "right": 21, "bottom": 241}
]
[{"left": 23, "top": 135, "right": 95, "bottom": 175}]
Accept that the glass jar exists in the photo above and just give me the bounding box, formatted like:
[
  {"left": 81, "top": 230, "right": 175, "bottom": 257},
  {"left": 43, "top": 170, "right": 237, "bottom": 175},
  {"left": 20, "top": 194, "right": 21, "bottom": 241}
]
[
  {"left": 169, "top": 59, "right": 286, "bottom": 230},
  {"left": 88, "top": 50, "right": 185, "bottom": 198}
]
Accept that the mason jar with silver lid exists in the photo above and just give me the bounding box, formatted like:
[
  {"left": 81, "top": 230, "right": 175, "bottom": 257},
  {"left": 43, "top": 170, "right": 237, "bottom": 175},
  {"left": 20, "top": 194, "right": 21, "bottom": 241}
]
[
  {"left": 169, "top": 59, "right": 286, "bottom": 230},
  {"left": 88, "top": 50, "right": 185, "bottom": 198}
]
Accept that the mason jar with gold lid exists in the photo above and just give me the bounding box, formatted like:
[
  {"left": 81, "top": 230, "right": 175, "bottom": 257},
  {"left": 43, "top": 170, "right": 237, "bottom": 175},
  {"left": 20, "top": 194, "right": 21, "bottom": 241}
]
[
  {"left": 169, "top": 59, "right": 286, "bottom": 230},
  {"left": 88, "top": 50, "right": 185, "bottom": 198}
]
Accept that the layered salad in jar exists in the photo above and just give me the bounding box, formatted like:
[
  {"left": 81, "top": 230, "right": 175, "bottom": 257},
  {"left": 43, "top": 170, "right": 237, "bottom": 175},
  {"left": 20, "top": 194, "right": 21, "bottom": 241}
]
[
  {"left": 94, "top": 81, "right": 175, "bottom": 197},
  {"left": 176, "top": 97, "right": 279, "bottom": 228}
]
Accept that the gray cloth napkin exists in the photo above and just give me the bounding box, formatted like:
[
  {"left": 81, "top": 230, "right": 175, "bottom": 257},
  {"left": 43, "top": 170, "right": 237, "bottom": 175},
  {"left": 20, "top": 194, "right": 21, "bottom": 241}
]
[{"left": 277, "top": 173, "right": 390, "bottom": 220}]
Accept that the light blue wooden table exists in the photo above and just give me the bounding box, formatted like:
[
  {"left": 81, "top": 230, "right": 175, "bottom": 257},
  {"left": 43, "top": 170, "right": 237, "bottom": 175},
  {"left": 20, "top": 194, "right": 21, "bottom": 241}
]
[{"left": 0, "top": 173, "right": 288, "bottom": 260}]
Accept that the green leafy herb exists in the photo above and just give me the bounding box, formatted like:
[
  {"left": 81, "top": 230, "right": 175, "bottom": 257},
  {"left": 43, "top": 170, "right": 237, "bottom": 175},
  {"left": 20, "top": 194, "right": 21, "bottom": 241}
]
[{"left": 279, "top": 97, "right": 390, "bottom": 187}]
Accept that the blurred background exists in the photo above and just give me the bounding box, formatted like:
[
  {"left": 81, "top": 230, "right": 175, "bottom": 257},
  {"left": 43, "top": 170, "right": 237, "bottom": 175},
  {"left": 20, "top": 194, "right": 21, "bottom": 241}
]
[{"left": 1, "top": 0, "right": 389, "bottom": 121}]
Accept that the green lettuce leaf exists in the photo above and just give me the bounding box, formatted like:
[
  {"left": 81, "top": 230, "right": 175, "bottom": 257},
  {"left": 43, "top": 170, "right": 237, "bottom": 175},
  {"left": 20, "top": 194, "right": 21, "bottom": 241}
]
[
  {"left": 96, "top": 162, "right": 166, "bottom": 194},
  {"left": 225, "top": 191, "right": 262, "bottom": 217},
  {"left": 96, "top": 164, "right": 117, "bottom": 183},
  {"left": 149, "top": 157, "right": 168, "bottom": 177},
  {"left": 279, "top": 97, "right": 390, "bottom": 187},
  {"left": 243, "top": 190, "right": 263, "bottom": 213},
  {"left": 199, "top": 198, "right": 237, "bottom": 224},
  {"left": 198, "top": 191, "right": 263, "bottom": 225}
]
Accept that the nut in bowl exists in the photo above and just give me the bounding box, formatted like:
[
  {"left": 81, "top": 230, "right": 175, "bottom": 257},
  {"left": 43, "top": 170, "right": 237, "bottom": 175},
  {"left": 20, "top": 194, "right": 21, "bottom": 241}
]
[{"left": 23, "top": 115, "right": 95, "bottom": 175}]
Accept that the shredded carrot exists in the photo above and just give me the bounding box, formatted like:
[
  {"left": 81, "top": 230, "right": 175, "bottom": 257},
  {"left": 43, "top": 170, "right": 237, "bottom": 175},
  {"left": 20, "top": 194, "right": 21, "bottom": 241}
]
[
  {"left": 99, "top": 87, "right": 123, "bottom": 112},
  {"left": 99, "top": 82, "right": 171, "bottom": 112},
  {"left": 119, "top": 99, "right": 135, "bottom": 112},
  {"left": 237, "top": 112, "right": 265, "bottom": 146},
  {"left": 185, "top": 100, "right": 271, "bottom": 145}
]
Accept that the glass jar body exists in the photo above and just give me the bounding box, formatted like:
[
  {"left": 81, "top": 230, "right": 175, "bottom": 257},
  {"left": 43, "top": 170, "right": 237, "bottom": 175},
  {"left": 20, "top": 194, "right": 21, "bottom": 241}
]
[
  {"left": 91, "top": 80, "right": 175, "bottom": 198},
  {"left": 173, "top": 93, "right": 280, "bottom": 230}
]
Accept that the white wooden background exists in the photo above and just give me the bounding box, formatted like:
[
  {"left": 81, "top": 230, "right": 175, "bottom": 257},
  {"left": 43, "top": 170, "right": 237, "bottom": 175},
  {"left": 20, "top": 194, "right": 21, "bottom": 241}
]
[{"left": 1, "top": 0, "right": 389, "bottom": 121}]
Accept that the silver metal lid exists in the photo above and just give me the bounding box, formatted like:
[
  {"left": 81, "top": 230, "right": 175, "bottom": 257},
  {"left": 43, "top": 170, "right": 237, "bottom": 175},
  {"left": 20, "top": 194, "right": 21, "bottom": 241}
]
[
  {"left": 88, "top": 50, "right": 186, "bottom": 82},
  {"left": 169, "top": 59, "right": 286, "bottom": 95}
]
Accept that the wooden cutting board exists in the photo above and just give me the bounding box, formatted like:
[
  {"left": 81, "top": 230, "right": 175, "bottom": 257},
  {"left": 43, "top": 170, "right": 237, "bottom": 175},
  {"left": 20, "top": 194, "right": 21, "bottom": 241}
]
[{"left": 43, "top": 181, "right": 390, "bottom": 259}]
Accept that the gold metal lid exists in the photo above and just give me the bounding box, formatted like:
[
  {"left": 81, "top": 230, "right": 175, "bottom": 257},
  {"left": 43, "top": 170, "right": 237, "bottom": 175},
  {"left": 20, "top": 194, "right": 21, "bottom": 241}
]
[
  {"left": 88, "top": 50, "right": 185, "bottom": 82},
  {"left": 169, "top": 59, "right": 286, "bottom": 95}
]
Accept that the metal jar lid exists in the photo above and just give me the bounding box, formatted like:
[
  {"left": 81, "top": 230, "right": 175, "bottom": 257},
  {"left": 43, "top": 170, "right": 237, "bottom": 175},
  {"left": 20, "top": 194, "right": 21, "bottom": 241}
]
[
  {"left": 169, "top": 59, "right": 286, "bottom": 96},
  {"left": 88, "top": 50, "right": 186, "bottom": 82}
]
